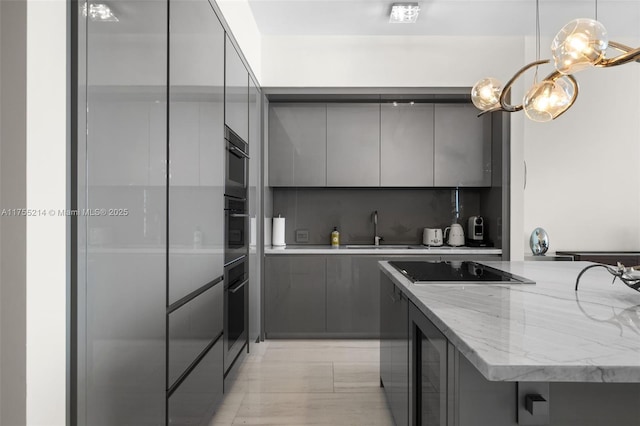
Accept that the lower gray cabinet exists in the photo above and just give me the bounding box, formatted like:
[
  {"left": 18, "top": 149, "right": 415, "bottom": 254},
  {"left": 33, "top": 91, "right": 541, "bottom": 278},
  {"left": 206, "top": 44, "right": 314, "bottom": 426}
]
[
  {"left": 168, "top": 337, "right": 223, "bottom": 426},
  {"left": 380, "top": 271, "right": 409, "bottom": 426},
  {"left": 168, "top": 281, "right": 223, "bottom": 386},
  {"left": 265, "top": 255, "right": 326, "bottom": 336},
  {"left": 326, "top": 256, "right": 381, "bottom": 337}
]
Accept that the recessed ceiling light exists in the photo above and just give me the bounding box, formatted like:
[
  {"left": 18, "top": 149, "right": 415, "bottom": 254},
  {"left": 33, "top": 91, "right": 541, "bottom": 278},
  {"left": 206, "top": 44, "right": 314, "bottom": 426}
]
[
  {"left": 389, "top": 3, "right": 420, "bottom": 24},
  {"left": 82, "top": 3, "right": 119, "bottom": 22}
]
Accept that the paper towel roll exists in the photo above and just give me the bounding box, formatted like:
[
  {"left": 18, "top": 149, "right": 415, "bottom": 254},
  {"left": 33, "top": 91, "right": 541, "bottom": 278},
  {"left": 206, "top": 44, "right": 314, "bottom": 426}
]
[{"left": 272, "top": 217, "right": 286, "bottom": 247}]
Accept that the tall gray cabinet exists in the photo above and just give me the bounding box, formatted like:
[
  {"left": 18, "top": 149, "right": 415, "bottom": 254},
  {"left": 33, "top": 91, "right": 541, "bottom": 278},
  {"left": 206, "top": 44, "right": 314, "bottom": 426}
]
[
  {"left": 167, "top": 0, "right": 225, "bottom": 424},
  {"left": 75, "top": 0, "right": 260, "bottom": 424},
  {"left": 80, "top": 0, "right": 168, "bottom": 423}
]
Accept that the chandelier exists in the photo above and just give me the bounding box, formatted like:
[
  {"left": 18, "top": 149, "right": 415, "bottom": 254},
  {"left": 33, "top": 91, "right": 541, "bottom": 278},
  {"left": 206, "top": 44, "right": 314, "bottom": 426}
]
[{"left": 471, "top": 17, "right": 640, "bottom": 122}]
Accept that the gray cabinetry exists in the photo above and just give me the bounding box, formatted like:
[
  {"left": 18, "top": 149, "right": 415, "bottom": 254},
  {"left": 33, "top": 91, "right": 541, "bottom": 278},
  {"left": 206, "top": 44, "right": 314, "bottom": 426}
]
[
  {"left": 169, "top": 0, "right": 224, "bottom": 304},
  {"left": 248, "top": 77, "right": 261, "bottom": 344},
  {"left": 265, "top": 255, "right": 326, "bottom": 336},
  {"left": 326, "top": 103, "right": 380, "bottom": 186},
  {"left": 269, "top": 103, "right": 327, "bottom": 186},
  {"left": 380, "top": 103, "right": 435, "bottom": 187},
  {"left": 326, "top": 256, "right": 380, "bottom": 337},
  {"left": 380, "top": 271, "right": 409, "bottom": 426},
  {"left": 168, "top": 337, "right": 223, "bottom": 426},
  {"left": 225, "top": 36, "right": 249, "bottom": 141},
  {"left": 434, "top": 104, "right": 491, "bottom": 187}
]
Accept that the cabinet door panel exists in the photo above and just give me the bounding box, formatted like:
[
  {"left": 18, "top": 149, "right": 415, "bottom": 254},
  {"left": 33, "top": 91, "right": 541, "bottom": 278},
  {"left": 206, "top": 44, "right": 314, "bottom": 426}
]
[
  {"left": 168, "top": 337, "right": 223, "bottom": 426},
  {"left": 225, "top": 37, "right": 249, "bottom": 142},
  {"left": 269, "top": 103, "right": 327, "bottom": 186},
  {"left": 265, "top": 256, "right": 326, "bottom": 334},
  {"left": 327, "top": 104, "right": 380, "bottom": 186},
  {"left": 169, "top": 0, "right": 225, "bottom": 304},
  {"left": 381, "top": 103, "right": 434, "bottom": 187},
  {"left": 168, "top": 281, "right": 223, "bottom": 387},
  {"left": 326, "top": 256, "right": 380, "bottom": 336},
  {"left": 434, "top": 104, "right": 491, "bottom": 187}
]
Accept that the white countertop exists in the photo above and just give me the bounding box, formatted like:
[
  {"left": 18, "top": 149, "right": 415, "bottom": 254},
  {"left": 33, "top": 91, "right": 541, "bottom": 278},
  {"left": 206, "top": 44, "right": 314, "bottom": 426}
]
[
  {"left": 380, "top": 260, "right": 640, "bottom": 383},
  {"left": 265, "top": 245, "right": 501, "bottom": 255}
]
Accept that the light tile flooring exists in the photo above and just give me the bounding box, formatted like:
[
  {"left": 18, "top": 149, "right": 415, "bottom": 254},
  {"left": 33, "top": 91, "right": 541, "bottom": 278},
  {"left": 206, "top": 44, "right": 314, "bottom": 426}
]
[{"left": 209, "top": 340, "right": 395, "bottom": 425}]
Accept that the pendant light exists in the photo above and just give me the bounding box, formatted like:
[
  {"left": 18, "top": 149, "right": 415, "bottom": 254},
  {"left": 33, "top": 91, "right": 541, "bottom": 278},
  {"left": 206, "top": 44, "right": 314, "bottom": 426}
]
[{"left": 472, "top": 0, "right": 640, "bottom": 122}]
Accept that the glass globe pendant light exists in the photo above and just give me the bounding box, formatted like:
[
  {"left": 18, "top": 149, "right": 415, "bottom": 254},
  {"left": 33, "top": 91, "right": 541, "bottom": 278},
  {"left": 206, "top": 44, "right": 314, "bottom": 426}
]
[
  {"left": 471, "top": 78, "right": 502, "bottom": 111},
  {"left": 523, "top": 75, "right": 577, "bottom": 122},
  {"left": 551, "top": 18, "right": 608, "bottom": 74}
]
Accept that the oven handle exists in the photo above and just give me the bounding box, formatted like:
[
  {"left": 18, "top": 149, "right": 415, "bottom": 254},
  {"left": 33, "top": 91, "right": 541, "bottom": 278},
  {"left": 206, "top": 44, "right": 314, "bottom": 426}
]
[
  {"left": 228, "top": 278, "right": 249, "bottom": 294},
  {"left": 229, "top": 213, "right": 250, "bottom": 218},
  {"left": 229, "top": 146, "right": 250, "bottom": 159}
]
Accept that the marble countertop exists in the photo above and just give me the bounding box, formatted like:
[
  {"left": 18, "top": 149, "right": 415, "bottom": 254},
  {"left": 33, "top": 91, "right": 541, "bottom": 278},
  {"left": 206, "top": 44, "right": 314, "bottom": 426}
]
[
  {"left": 265, "top": 245, "right": 501, "bottom": 255},
  {"left": 380, "top": 260, "right": 640, "bottom": 383}
]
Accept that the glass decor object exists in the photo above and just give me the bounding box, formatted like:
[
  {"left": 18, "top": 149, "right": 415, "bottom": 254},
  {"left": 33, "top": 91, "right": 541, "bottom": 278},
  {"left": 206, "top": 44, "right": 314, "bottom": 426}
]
[
  {"left": 523, "top": 76, "right": 577, "bottom": 122},
  {"left": 529, "top": 227, "right": 549, "bottom": 255},
  {"left": 551, "top": 18, "right": 608, "bottom": 75},
  {"left": 575, "top": 262, "right": 640, "bottom": 293},
  {"left": 471, "top": 78, "right": 502, "bottom": 111}
]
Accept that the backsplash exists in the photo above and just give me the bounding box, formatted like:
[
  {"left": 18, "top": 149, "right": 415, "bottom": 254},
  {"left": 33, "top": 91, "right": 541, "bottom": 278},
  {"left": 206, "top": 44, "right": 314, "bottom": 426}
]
[{"left": 272, "top": 188, "right": 483, "bottom": 245}]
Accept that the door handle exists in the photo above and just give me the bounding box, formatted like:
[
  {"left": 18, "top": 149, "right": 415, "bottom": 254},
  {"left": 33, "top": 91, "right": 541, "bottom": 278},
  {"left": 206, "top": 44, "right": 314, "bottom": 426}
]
[
  {"left": 229, "top": 146, "right": 250, "bottom": 159},
  {"left": 229, "top": 213, "right": 250, "bottom": 218},
  {"left": 229, "top": 279, "right": 248, "bottom": 294}
]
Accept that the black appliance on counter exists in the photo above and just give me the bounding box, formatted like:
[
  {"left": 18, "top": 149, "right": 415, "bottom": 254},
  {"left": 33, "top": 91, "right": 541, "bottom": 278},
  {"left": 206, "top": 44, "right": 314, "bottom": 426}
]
[{"left": 389, "top": 261, "right": 534, "bottom": 284}]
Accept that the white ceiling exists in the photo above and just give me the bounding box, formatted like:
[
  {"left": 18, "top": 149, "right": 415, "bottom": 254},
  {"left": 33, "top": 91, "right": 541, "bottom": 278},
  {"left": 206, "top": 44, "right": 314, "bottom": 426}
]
[{"left": 246, "top": 0, "right": 640, "bottom": 37}]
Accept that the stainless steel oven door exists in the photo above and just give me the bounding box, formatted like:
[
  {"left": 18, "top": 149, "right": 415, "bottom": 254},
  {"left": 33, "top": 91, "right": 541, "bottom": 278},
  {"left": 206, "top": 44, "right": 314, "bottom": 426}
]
[
  {"left": 224, "top": 257, "right": 248, "bottom": 374},
  {"left": 224, "top": 126, "right": 248, "bottom": 199}
]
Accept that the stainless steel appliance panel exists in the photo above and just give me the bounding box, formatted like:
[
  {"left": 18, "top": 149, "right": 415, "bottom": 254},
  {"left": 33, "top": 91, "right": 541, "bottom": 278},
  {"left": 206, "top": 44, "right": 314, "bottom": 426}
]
[{"left": 168, "top": 280, "right": 223, "bottom": 387}]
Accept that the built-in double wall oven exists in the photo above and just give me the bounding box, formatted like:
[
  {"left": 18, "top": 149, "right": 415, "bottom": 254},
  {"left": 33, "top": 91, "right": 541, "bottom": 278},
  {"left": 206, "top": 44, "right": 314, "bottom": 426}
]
[{"left": 224, "top": 125, "right": 249, "bottom": 374}]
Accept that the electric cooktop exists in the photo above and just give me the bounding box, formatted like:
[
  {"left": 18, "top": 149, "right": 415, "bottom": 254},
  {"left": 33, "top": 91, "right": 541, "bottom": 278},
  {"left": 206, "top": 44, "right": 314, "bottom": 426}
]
[{"left": 389, "top": 261, "right": 535, "bottom": 284}]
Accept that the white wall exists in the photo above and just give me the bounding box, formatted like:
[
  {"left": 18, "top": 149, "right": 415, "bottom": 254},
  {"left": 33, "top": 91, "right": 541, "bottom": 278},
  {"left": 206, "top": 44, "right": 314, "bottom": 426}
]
[
  {"left": 26, "top": 0, "right": 67, "bottom": 424},
  {"left": 261, "top": 35, "right": 524, "bottom": 88},
  {"left": 522, "top": 36, "right": 640, "bottom": 254},
  {"left": 216, "top": 0, "right": 262, "bottom": 82}
]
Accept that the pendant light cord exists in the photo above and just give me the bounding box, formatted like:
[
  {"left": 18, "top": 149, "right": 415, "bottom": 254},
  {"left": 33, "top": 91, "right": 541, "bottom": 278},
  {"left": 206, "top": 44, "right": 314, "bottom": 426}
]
[
  {"left": 534, "top": 0, "right": 540, "bottom": 83},
  {"left": 595, "top": 0, "right": 598, "bottom": 21}
]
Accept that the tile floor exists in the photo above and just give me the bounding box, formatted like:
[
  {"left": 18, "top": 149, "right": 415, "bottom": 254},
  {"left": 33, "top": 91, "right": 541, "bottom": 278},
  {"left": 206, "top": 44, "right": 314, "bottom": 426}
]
[{"left": 209, "top": 340, "right": 395, "bottom": 426}]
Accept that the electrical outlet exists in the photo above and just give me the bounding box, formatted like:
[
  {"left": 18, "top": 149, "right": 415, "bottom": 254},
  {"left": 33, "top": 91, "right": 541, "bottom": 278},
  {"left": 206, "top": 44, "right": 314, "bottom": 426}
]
[{"left": 295, "top": 229, "right": 309, "bottom": 243}]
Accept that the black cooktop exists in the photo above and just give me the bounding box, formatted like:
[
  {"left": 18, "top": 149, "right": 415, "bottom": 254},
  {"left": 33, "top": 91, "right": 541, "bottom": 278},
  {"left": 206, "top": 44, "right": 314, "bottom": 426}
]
[{"left": 389, "top": 261, "right": 534, "bottom": 284}]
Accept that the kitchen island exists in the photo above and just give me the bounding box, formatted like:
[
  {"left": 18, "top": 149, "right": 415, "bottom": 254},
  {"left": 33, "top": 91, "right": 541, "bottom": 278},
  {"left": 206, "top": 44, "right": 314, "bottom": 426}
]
[{"left": 379, "top": 260, "right": 640, "bottom": 425}]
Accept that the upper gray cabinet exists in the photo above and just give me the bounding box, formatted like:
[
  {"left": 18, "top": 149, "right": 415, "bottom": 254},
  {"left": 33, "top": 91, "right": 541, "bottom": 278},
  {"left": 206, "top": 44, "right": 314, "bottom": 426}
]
[
  {"left": 327, "top": 103, "right": 380, "bottom": 186},
  {"left": 380, "top": 103, "right": 435, "bottom": 187},
  {"left": 434, "top": 104, "right": 491, "bottom": 187},
  {"left": 225, "top": 36, "right": 249, "bottom": 142},
  {"left": 269, "top": 103, "right": 327, "bottom": 186}
]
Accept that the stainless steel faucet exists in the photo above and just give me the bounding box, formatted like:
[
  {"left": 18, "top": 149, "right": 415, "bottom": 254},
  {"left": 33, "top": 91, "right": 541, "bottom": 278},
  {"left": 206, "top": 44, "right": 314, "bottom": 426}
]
[{"left": 373, "top": 210, "right": 383, "bottom": 246}]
